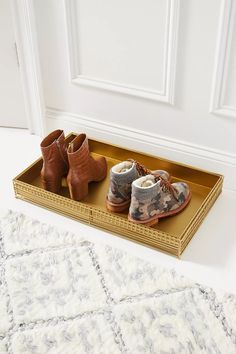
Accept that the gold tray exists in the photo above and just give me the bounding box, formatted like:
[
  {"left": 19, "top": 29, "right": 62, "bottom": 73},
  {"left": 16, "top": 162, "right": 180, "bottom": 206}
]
[{"left": 13, "top": 133, "right": 223, "bottom": 257}]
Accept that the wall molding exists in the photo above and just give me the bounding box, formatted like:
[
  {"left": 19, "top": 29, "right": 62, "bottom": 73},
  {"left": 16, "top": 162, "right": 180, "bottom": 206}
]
[
  {"left": 210, "top": 0, "right": 236, "bottom": 119},
  {"left": 10, "top": 0, "right": 45, "bottom": 135},
  {"left": 46, "top": 108, "right": 236, "bottom": 190},
  {"left": 64, "top": 0, "right": 180, "bottom": 104}
]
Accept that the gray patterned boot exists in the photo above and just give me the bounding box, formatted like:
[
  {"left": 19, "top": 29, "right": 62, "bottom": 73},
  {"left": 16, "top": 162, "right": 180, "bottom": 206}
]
[
  {"left": 128, "top": 174, "right": 191, "bottom": 226},
  {"left": 106, "top": 160, "right": 170, "bottom": 212}
]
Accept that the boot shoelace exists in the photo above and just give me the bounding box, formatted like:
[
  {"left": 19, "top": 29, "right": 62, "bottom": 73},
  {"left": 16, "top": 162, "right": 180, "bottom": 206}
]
[
  {"left": 128, "top": 159, "right": 179, "bottom": 201},
  {"left": 127, "top": 159, "right": 151, "bottom": 176},
  {"left": 153, "top": 173, "right": 179, "bottom": 201}
]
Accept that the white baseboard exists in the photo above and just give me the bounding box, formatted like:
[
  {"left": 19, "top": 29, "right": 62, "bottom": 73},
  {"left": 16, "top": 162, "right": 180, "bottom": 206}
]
[{"left": 46, "top": 108, "right": 236, "bottom": 191}]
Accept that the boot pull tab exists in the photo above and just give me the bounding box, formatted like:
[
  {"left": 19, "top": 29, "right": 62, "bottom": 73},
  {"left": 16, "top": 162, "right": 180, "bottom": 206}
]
[{"left": 68, "top": 141, "right": 74, "bottom": 153}]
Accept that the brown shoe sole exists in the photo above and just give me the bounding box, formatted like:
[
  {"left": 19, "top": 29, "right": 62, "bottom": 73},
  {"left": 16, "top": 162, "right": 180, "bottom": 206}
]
[
  {"left": 106, "top": 197, "right": 131, "bottom": 213},
  {"left": 128, "top": 191, "right": 192, "bottom": 227}
]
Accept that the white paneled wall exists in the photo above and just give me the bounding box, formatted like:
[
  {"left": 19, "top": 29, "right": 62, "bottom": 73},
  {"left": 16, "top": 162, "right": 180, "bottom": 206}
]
[
  {"left": 210, "top": 0, "right": 236, "bottom": 118},
  {"left": 15, "top": 0, "right": 236, "bottom": 189},
  {"left": 0, "top": 0, "right": 27, "bottom": 128},
  {"left": 64, "top": 0, "right": 179, "bottom": 103}
]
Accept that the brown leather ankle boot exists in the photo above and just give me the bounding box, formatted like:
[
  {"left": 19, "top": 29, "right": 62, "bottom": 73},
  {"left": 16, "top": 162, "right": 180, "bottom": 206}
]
[
  {"left": 40, "top": 129, "right": 69, "bottom": 193},
  {"left": 67, "top": 134, "right": 107, "bottom": 201}
]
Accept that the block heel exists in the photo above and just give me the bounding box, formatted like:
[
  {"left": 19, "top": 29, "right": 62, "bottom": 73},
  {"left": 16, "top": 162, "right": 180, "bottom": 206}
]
[
  {"left": 41, "top": 175, "right": 62, "bottom": 194},
  {"left": 67, "top": 180, "right": 89, "bottom": 201}
]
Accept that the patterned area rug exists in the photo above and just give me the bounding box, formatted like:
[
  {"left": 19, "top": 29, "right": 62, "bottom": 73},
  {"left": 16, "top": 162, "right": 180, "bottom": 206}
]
[{"left": 0, "top": 210, "right": 236, "bottom": 354}]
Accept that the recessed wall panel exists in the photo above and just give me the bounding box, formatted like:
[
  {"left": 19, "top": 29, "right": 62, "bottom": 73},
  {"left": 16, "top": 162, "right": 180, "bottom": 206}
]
[{"left": 75, "top": 0, "right": 168, "bottom": 91}]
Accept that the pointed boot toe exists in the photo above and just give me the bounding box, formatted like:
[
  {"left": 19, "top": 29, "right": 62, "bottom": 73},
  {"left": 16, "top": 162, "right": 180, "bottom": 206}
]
[{"left": 93, "top": 155, "right": 107, "bottom": 181}]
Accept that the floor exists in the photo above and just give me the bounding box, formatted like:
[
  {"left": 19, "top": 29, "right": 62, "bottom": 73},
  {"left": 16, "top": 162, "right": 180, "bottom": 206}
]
[{"left": 1, "top": 127, "right": 236, "bottom": 295}]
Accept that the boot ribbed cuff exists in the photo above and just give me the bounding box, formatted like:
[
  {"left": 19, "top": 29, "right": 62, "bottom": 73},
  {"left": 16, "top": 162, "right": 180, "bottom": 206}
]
[
  {"left": 110, "top": 161, "right": 139, "bottom": 184},
  {"left": 131, "top": 175, "right": 160, "bottom": 200}
]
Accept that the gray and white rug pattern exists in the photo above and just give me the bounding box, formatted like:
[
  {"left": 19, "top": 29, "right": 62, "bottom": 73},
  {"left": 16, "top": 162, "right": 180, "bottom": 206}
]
[{"left": 0, "top": 210, "right": 236, "bottom": 354}]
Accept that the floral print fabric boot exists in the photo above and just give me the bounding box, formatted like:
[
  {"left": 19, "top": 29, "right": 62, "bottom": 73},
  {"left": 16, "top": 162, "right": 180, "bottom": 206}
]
[
  {"left": 128, "top": 174, "right": 191, "bottom": 226},
  {"left": 106, "top": 160, "right": 170, "bottom": 212}
]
